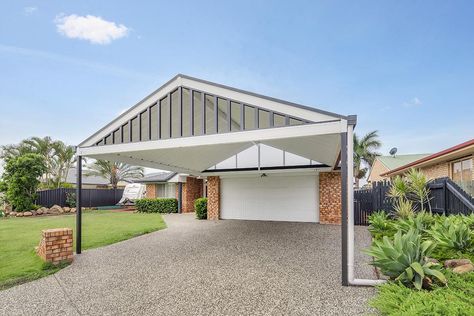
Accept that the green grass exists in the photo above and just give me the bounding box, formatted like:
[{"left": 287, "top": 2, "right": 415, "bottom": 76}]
[{"left": 0, "top": 211, "right": 166, "bottom": 290}]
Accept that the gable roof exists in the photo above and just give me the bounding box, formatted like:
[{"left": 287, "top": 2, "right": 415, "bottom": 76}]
[
  {"left": 377, "top": 154, "right": 431, "bottom": 170},
  {"left": 135, "top": 172, "right": 177, "bottom": 183},
  {"left": 79, "top": 74, "right": 350, "bottom": 147},
  {"left": 383, "top": 138, "right": 474, "bottom": 177}
]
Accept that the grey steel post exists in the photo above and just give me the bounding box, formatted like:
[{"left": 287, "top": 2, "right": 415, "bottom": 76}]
[
  {"left": 76, "top": 155, "right": 83, "bottom": 254},
  {"left": 178, "top": 182, "right": 183, "bottom": 213},
  {"left": 340, "top": 132, "right": 348, "bottom": 286}
]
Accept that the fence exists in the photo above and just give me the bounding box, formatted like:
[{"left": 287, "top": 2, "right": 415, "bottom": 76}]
[
  {"left": 36, "top": 188, "right": 124, "bottom": 208},
  {"left": 354, "top": 177, "right": 474, "bottom": 225}
]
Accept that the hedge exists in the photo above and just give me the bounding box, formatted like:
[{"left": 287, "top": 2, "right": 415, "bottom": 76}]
[
  {"left": 135, "top": 198, "right": 178, "bottom": 213},
  {"left": 194, "top": 198, "right": 207, "bottom": 219}
]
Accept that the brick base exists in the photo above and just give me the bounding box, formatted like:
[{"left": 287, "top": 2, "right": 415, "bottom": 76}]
[
  {"left": 319, "top": 172, "right": 342, "bottom": 224},
  {"left": 37, "top": 228, "right": 73, "bottom": 264},
  {"left": 182, "top": 177, "right": 203, "bottom": 213},
  {"left": 207, "top": 176, "right": 220, "bottom": 220}
]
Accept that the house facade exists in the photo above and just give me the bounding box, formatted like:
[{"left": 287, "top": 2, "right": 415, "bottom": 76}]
[{"left": 367, "top": 154, "right": 430, "bottom": 183}]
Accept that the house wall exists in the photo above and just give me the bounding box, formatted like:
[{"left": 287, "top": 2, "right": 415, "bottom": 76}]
[
  {"left": 368, "top": 160, "right": 389, "bottom": 183},
  {"left": 207, "top": 176, "right": 220, "bottom": 220},
  {"left": 419, "top": 162, "right": 450, "bottom": 180},
  {"left": 145, "top": 184, "right": 156, "bottom": 198},
  {"left": 319, "top": 172, "right": 342, "bottom": 224}
]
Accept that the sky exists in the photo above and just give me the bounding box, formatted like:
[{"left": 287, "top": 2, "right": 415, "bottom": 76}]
[{"left": 1, "top": 1, "right": 473, "bottom": 166}]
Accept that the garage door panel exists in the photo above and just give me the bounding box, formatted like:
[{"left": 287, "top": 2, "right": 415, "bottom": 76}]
[{"left": 221, "top": 175, "right": 318, "bottom": 222}]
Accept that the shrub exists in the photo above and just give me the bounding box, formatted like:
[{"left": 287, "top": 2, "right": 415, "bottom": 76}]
[
  {"left": 392, "top": 198, "right": 415, "bottom": 219},
  {"left": 135, "top": 198, "right": 178, "bottom": 213},
  {"left": 368, "top": 211, "right": 396, "bottom": 240},
  {"left": 65, "top": 192, "right": 76, "bottom": 208},
  {"left": 371, "top": 271, "right": 474, "bottom": 315},
  {"left": 394, "top": 211, "right": 434, "bottom": 238},
  {"left": 429, "top": 217, "right": 474, "bottom": 253},
  {"left": 194, "top": 198, "right": 207, "bottom": 220},
  {"left": 0, "top": 153, "right": 47, "bottom": 211},
  {"left": 365, "top": 229, "right": 446, "bottom": 290}
]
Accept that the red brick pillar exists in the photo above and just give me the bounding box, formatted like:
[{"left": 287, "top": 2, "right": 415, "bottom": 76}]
[
  {"left": 207, "top": 176, "right": 220, "bottom": 220},
  {"left": 182, "top": 177, "right": 204, "bottom": 213},
  {"left": 145, "top": 184, "right": 156, "bottom": 198},
  {"left": 37, "top": 228, "right": 74, "bottom": 264},
  {"left": 319, "top": 172, "right": 342, "bottom": 224}
]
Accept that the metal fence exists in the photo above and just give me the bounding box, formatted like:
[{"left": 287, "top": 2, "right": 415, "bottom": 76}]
[
  {"left": 36, "top": 188, "right": 124, "bottom": 208},
  {"left": 354, "top": 177, "right": 474, "bottom": 225}
]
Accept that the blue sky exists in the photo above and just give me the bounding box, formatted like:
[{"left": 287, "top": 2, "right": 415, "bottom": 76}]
[{"left": 1, "top": 1, "right": 473, "bottom": 158}]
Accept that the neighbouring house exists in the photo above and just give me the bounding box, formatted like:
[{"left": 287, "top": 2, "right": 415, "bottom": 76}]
[
  {"left": 383, "top": 139, "right": 474, "bottom": 195},
  {"left": 367, "top": 154, "right": 430, "bottom": 184},
  {"left": 40, "top": 167, "right": 131, "bottom": 189},
  {"left": 135, "top": 172, "right": 204, "bottom": 213}
]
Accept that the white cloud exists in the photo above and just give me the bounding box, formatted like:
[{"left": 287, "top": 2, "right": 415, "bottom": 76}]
[
  {"left": 24, "top": 6, "right": 38, "bottom": 16},
  {"left": 55, "top": 14, "right": 129, "bottom": 45},
  {"left": 402, "top": 97, "right": 422, "bottom": 107}
]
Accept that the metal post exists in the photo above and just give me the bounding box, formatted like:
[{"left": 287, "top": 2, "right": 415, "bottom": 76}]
[
  {"left": 340, "top": 132, "right": 348, "bottom": 286},
  {"left": 76, "top": 155, "right": 82, "bottom": 254},
  {"left": 177, "top": 182, "right": 183, "bottom": 213}
]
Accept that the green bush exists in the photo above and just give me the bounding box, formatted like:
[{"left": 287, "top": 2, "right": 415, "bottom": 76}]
[
  {"left": 429, "top": 217, "right": 474, "bottom": 253},
  {"left": 368, "top": 211, "right": 396, "bottom": 240},
  {"left": 394, "top": 211, "right": 434, "bottom": 239},
  {"left": 194, "top": 198, "right": 207, "bottom": 220},
  {"left": 65, "top": 192, "right": 76, "bottom": 208},
  {"left": 365, "top": 229, "right": 446, "bottom": 290},
  {"left": 371, "top": 271, "right": 474, "bottom": 316},
  {"left": 0, "top": 153, "right": 47, "bottom": 211},
  {"left": 135, "top": 198, "right": 178, "bottom": 213}
]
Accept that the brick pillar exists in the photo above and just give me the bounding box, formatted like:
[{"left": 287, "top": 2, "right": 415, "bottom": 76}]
[
  {"left": 207, "top": 176, "right": 220, "bottom": 220},
  {"left": 182, "top": 177, "right": 204, "bottom": 213},
  {"left": 37, "top": 228, "right": 74, "bottom": 264},
  {"left": 319, "top": 172, "right": 342, "bottom": 224},
  {"left": 145, "top": 184, "right": 156, "bottom": 198}
]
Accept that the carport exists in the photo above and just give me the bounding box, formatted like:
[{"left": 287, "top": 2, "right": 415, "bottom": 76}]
[{"left": 75, "top": 74, "right": 380, "bottom": 286}]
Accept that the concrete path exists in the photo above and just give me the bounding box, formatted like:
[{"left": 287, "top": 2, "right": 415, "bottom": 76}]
[{"left": 0, "top": 214, "right": 376, "bottom": 315}]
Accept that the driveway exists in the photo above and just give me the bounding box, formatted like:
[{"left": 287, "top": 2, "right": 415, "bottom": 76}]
[{"left": 0, "top": 214, "right": 376, "bottom": 315}]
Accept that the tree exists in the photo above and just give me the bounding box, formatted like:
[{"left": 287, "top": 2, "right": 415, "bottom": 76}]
[
  {"left": 51, "top": 141, "right": 76, "bottom": 188},
  {"left": 353, "top": 130, "right": 381, "bottom": 188},
  {"left": 22, "top": 136, "right": 56, "bottom": 185},
  {"left": 84, "top": 160, "right": 144, "bottom": 189},
  {"left": 0, "top": 153, "right": 47, "bottom": 211}
]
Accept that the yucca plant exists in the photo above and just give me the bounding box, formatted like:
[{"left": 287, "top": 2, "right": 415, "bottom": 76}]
[
  {"left": 429, "top": 217, "right": 474, "bottom": 253},
  {"left": 368, "top": 211, "right": 396, "bottom": 240},
  {"left": 406, "top": 169, "right": 431, "bottom": 212},
  {"left": 365, "top": 229, "right": 447, "bottom": 290},
  {"left": 392, "top": 198, "right": 415, "bottom": 219},
  {"left": 388, "top": 175, "right": 410, "bottom": 200}
]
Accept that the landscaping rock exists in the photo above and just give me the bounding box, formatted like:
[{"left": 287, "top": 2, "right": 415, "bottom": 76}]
[
  {"left": 70, "top": 208, "right": 76, "bottom": 213},
  {"left": 23, "top": 211, "right": 33, "bottom": 217},
  {"left": 16, "top": 212, "right": 24, "bottom": 217},
  {"left": 444, "top": 259, "right": 472, "bottom": 268},
  {"left": 50, "top": 205, "right": 63, "bottom": 213},
  {"left": 63, "top": 207, "right": 71, "bottom": 213},
  {"left": 31, "top": 211, "right": 37, "bottom": 216},
  {"left": 10, "top": 211, "right": 17, "bottom": 216},
  {"left": 453, "top": 263, "right": 474, "bottom": 274},
  {"left": 36, "top": 209, "right": 43, "bottom": 215},
  {"left": 5, "top": 204, "right": 12, "bottom": 213},
  {"left": 425, "top": 257, "right": 439, "bottom": 264}
]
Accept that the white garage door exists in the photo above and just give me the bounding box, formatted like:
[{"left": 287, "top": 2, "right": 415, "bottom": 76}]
[{"left": 220, "top": 174, "right": 318, "bottom": 222}]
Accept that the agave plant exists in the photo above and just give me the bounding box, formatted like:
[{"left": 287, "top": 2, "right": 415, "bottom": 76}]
[
  {"left": 368, "top": 211, "right": 396, "bottom": 240},
  {"left": 395, "top": 211, "right": 434, "bottom": 238},
  {"left": 365, "top": 229, "right": 447, "bottom": 290},
  {"left": 429, "top": 217, "right": 474, "bottom": 253}
]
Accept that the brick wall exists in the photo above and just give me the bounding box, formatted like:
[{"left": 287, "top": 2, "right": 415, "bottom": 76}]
[
  {"left": 37, "top": 228, "right": 73, "bottom": 264},
  {"left": 145, "top": 184, "right": 156, "bottom": 198},
  {"left": 207, "top": 176, "right": 220, "bottom": 220},
  {"left": 319, "top": 172, "right": 342, "bottom": 224},
  {"left": 182, "top": 177, "right": 203, "bottom": 213},
  {"left": 367, "top": 159, "right": 389, "bottom": 183},
  {"left": 420, "top": 162, "right": 449, "bottom": 180}
]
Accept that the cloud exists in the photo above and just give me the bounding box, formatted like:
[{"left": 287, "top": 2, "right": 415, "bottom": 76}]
[
  {"left": 402, "top": 97, "right": 422, "bottom": 107},
  {"left": 24, "top": 6, "right": 38, "bottom": 16},
  {"left": 55, "top": 14, "right": 129, "bottom": 44}
]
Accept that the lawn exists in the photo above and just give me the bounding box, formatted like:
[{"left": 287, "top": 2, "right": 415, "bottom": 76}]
[{"left": 0, "top": 210, "right": 166, "bottom": 290}]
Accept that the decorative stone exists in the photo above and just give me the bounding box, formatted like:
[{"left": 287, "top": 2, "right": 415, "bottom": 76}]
[
  {"left": 50, "top": 205, "right": 63, "bottom": 213},
  {"left": 16, "top": 212, "right": 24, "bottom": 217},
  {"left": 36, "top": 209, "right": 43, "bottom": 215},
  {"left": 453, "top": 263, "right": 474, "bottom": 274},
  {"left": 70, "top": 208, "right": 76, "bottom": 213},
  {"left": 10, "top": 211, "right": 17, "bottom": 216},
  {"left": 31, "top": 211, "right": 37, "bottom": 216},
  {"left": 63, "top": 207, "right": 71, "bottom": 213},
  {"left": 23, "top": 211, "right": 33, "bottom": 217},
  {"left": 425, "top": 257, "right": 439, "bottom": 264},
  {"left": 444, "top": 259, "right": 472, "bottom": 268}
]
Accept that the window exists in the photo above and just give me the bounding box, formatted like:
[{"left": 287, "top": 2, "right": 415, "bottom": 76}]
[
  {"left": 258, "top": 109, "right": 270, "bottom": 129},
  {"left": 273, "top": 113, "right": 286, "bottom": 127},
  {"left": 182, "top": 88, "right": 191, "bottom": 137},
  {"left": 104, "top": 134, "right": 112, "bottom": 145},
  {"left": 452, "top": 158, "right": 472, "bottom": 182},
  {"left": 131, "top": 117, "right": 139, "bottom": 142},
  {"left": 155, "top": 183, "right": 177, "bottom": 198},
  {"left": 193, "top": 91, "right": 203, "bottom": 136},
  {"left": 122, "top": 122, "right": 130, "bottom": 143},
  {"left": 244, "top": 105, "right": 255, "bottom": 130},
  {"left": 150, "top": 104, "right": 158, "bottom": 140},
  {"left": 113, "top": 129, "right": 121, "bottom": 144},
  {"left": 289, "top": 118, "right": 303, "bottom": 126},
  {"left": 160, "top": 96, "right": 170, "bottom": 139},
  {"left": 217, "top": 98, "right": 228, "bottom": 133},
  {"left": 140, "top": 110, "right": 148, "bottom": 141},
  {"left": 230, "top": 102, "right": 242, "bottom": 131},
  {"left": 205, "top": 94, "right": 215, "bottom": 134},
  {"left": 171, "top": 89, "right": 180, "bottom": 138}
]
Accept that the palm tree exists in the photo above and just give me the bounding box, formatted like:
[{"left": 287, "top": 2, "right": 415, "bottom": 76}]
[
  {"left": 353, "top": 130, "right": 382, "bottom": 188},
  {"left": 84, "top": 160, "right": 144, "bottom": 189},
  {"left": 22, "top": 136, "right": 57, "bottom": 185},
  {"left": 51, "top": 141, "right": 76, "bottom": 188}
]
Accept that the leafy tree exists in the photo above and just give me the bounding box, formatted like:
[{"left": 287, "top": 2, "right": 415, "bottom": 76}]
[
  {"left": 51, "top": 141, "right": 76, "bottom": 188},
  {"left": 0, "top": 153, "right": 47, "bottom": 211},
  {"left": 353, "top": 130, "right": 381, "bottom": 188},
  {"left": 84, "top": 160, "right": 144, "bottom": 189}
]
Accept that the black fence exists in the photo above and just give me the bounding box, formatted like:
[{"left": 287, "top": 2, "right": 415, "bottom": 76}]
[
  {"left": 36, "top": 188, "right": 124, "bottom": 208},
  {"left": 354, "top": 177, "right": 474, "bottom": 225}
]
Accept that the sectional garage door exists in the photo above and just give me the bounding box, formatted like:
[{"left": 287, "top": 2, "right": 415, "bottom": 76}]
[{"left": 220, "top": 174, "right": 319, "bottom": 222}]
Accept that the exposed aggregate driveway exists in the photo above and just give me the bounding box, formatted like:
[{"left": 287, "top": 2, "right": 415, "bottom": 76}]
[{"left": 0, "top": 213, "right": 376, "bottom": 315}]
